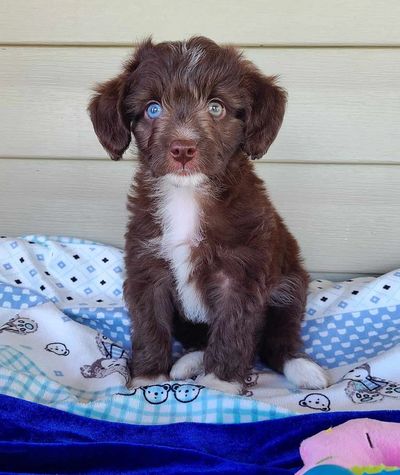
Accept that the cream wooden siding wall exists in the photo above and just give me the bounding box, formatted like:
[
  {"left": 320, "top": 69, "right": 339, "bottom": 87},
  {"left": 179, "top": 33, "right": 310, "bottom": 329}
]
[{"left": 0, "top": 1, "right": 399, "bottom": 278}]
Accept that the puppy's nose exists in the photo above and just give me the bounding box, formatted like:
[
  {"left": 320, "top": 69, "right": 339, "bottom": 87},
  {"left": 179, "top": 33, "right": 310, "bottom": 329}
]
[{"left": 170, "top": 140, "right": 197, "bottom": 165}]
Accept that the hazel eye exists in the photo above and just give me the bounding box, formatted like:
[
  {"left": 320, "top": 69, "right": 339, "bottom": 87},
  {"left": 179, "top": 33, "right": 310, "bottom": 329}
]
[
  {"left": 208, "top": 100, "right": 225, "bottom": 118},
  {"left": 146, "top": 102, "right": 163, "bottom": 119}
]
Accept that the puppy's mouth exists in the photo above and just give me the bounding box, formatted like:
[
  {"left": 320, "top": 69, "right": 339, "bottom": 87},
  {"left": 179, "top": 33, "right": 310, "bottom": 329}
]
[
  {"left": 164, "top": 171, "right": 208, "bottom": 187},
  {"left": 175, "top": 167, "right": 193, "bottom": 176},
  {"left": 167, "top": 157, "right": 200, "bottom": 176}
]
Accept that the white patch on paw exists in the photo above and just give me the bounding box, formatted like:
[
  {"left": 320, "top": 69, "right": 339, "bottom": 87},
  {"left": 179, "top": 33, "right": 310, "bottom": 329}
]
[
  {"left": 283, "top": 358, "right": 330, "bottom": 389},
  {"left": 196, "top": 373, "right": 242, "bottom": 395},
  {"left": 129, "top": 374, "right": 168, "bottom": 389},
  {"left": 170, "top": 351, "right": 204, "bottom": 380}
]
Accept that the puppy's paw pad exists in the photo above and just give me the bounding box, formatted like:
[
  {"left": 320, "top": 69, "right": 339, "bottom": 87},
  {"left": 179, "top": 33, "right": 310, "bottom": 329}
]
[
  {"left": 284, "top": 358, "right": 330, "bottom": 389},
  {"left": 170, "top": 351, "right": 204, "bottom": 380},
  {"left": 196, "top": 373, "right": 242, "bottom": 395},
  {"left": 129, "top": 374, "right": 168, "bottom": 389}
]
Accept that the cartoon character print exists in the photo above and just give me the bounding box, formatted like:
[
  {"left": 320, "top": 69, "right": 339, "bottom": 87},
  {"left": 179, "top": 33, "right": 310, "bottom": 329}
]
[
  {"left": 118, "top": 383, "right": 204, "bottom": 404},
  {"left": 80, "top": 333, "right": 129, "bottom": 382},
  {"left": 299, "top": 393, "right": 331, "bottom": 411},
  {"left": 241, "top": 373, "right": 259, "bottom": 397},
  {"left": 0, "top": 315, "right": 38, "bottom": 335},
  {"left": 45, "top": 342, "right": 70, "bottom": 356},
  {"left": 342, "top": 363, "right": 400, "bottom": 404},
  {"left": 81, "top": 357, "right": 129, "bottom": 381},
  {"left": 117, "top": 388, "right": 137, "bottom": 397},
  {"left": 142, "top": 384, "right": 171, "bottom": 404},
  {"left": 96, "top": 333, "right": 127, "bottom": 360},
  {"left": 172, "top": 383, "right": 203, "bottom": 403}
]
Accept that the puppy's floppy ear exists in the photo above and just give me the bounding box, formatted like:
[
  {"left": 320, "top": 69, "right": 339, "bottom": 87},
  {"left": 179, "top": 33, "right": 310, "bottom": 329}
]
[
  {"left": 88, "top": 73, "right": 132, "bottom": 160},
  {"left": 242, "top": 67, "right": 287, "bottom": 160},
  {"left": 88, "top": 39, "right": 154, "bottom": 160}
]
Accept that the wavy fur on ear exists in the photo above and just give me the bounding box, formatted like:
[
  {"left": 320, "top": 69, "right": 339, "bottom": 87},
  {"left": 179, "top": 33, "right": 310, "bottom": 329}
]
[
  {"left": 241, "top": 67, "right": 287, "bottom": 159},
  {"left": 88, "top": 74, "right": 132, "bottom": 160},
  {"left": 88, "top": 39, "right": 153, "bottom": 160}
]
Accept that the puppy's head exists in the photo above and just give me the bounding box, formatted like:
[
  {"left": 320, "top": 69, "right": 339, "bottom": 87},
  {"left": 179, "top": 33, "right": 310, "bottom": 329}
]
[{"left": 89, "top": 37, "right": 286, "bottom": 180}]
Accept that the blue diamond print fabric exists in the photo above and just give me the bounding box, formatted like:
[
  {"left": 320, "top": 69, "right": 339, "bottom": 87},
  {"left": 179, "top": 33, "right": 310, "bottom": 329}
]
[
  {"left": 303, "top": 274, "right": 400, "bottom": 368},
  {"left": 0, "top": 235, "right": 131, "bottom": 350},
  {"left": 0, "top": 235, "right": 399, "bottom": 369}
]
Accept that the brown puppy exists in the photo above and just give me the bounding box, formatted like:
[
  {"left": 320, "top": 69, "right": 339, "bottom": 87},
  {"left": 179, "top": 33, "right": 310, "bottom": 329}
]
[{"left": 89, "top": 37, "right": 328, "bottom": 393}]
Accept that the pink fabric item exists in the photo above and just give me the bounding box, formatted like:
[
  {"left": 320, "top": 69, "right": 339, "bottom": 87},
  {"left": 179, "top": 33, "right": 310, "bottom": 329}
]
[{"left": 296, "top": 418, "right": 400, "bottom": 475}]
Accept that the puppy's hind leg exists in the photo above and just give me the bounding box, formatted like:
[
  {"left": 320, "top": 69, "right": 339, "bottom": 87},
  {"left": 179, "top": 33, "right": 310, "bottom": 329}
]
[
  {"left": 199, "top": 273, "right": 265, "bottom": 395},
  {"left": 260, "top": 274, "right": 329, "bottom": 390}
]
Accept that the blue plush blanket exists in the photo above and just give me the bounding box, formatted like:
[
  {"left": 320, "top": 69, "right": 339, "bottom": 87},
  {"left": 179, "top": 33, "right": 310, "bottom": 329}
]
[{"left": 1, "top": 394, "right": 399, "bottom": 474}]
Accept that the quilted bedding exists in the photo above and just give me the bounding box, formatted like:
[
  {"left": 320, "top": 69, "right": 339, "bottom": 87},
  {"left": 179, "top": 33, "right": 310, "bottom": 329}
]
[{"left": 0, "top": 235, "right": 399, "bottom": 424}]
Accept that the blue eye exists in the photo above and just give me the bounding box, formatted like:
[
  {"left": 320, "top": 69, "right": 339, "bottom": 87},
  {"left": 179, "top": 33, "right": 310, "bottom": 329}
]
[{"left": 146, "top": 102, "right": 162, "bottom": 119}]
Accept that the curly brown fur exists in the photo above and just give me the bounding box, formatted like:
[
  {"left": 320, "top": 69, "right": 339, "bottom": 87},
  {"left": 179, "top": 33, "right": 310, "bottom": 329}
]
[{"left": 89, "top": 37, "right": 324, "bottom": 389}]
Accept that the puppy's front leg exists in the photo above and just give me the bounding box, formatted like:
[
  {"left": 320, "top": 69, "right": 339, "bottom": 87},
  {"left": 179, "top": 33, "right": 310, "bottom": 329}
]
[
  {"left": 198, "top": 273, "right": 264, "bottom": 394},
  {"left": 124, "top": 265, "right": 174, "bottom": 388}
]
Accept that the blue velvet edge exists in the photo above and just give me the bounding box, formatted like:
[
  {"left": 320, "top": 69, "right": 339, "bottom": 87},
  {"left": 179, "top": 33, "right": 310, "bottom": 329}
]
[{"left": 1, "top": 394, "right": 399, "bottom": 474}]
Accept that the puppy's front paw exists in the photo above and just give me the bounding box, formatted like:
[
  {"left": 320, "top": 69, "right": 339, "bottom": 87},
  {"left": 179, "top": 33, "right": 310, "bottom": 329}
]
[
  {"left": 170, "top": 351, "right": 204, "bottom": 380},
  {"left": 196, "top": 372, "right": 242, "bottom": 395},
  {"left": 129, "top": 374, "right": 169, "bottom": 389},
  {"left": 283, "top": 358, "right": 330, "bottom": 389}
]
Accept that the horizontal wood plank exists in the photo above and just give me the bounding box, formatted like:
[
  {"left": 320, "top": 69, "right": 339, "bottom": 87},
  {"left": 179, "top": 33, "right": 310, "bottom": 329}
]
[
  {"left": 1, "top": 0, "right": 400, "bottom": 46},
  {"left": 0, "top": 159, "right": 399, "bottom": 275},
  {"left": 1, "top": 47, "right": 399, "bottom": 163}
]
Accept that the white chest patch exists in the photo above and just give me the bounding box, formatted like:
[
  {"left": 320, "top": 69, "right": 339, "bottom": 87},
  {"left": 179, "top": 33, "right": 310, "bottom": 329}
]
[{"left": 156, "top": 174, "right": 208, "bottom": 323}]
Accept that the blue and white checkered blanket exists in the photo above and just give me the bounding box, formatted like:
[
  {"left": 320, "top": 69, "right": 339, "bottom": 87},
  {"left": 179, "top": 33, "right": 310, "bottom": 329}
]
[{"left": 0, "top": 236, "right": 399, "bottom": 424}]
